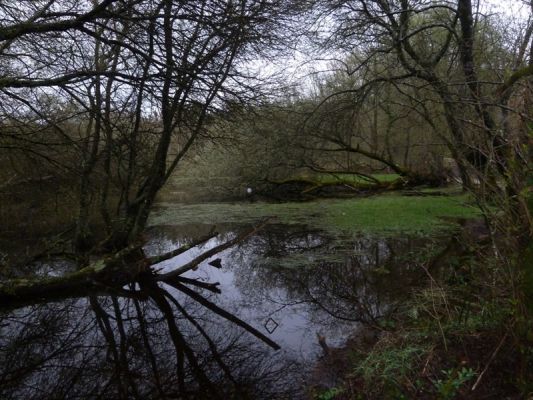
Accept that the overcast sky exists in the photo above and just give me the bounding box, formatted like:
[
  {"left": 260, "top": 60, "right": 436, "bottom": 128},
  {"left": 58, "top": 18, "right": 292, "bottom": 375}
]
[{"left": 253, "top": 0, "right": 533, "bottom": 97}]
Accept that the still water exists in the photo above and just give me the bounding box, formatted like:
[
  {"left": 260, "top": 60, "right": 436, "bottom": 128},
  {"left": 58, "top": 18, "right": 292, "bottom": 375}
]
[{"left": 0, "top": 216, "right": 443, "bottom": 399}]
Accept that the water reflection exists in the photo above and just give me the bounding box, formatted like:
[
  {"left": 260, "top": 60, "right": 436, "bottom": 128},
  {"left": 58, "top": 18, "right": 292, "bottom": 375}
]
[
  {"left": 0, "top": 290, "right": 299, "bottom": 399},
  {"left": 0, "top": 223, "right": 442, "bottom": 399},
  {"left": 238, "top": 230, "right": 427, "bottom": 324},
  {"left": 147, "top": 224, "right": 436, "bottom": 360}
]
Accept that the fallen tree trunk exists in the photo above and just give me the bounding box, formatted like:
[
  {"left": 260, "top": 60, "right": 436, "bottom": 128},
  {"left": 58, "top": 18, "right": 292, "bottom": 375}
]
[
  {"left": 258, "top": 175, "right": 444, "bottom": 200},
  {"left": 0, "top": 220, "right": 270, "bottom": 309},
  {"left": 0, "top": 220, "right": 280, "bottom": 353},
  {"left": 263, "top": 178, "right": 399, "bottom": 200},
  {"left": 157, "top": 218, "right": 271, "bottom": 280},
  {"left": 262, "top": 173, "right": 445, "bottom": 200},
  {"left": 0, "top": 245, "right": 147, "bottom": 308}
]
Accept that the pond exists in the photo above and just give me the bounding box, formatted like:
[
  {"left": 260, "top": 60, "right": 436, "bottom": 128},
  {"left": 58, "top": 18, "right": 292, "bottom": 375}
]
[{"left": 0, "top": 197, "right": 472, "bottom": 399}]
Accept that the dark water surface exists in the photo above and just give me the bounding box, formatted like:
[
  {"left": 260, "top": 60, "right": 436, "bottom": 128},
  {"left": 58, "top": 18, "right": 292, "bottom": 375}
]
[{"left": 0, "top": 219, "right": 444, "bottom": 399}]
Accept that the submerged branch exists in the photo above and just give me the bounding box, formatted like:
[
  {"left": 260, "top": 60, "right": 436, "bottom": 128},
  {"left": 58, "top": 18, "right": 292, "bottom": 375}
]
[
  {"left": 173, "top": 276, "right": 221, "bottom": 293},
  {"left": 156, "top": 218, "right": 271, "bottom": 280},
  {"left": 148, "top": 228, "right": 218, "bottom": 265}
]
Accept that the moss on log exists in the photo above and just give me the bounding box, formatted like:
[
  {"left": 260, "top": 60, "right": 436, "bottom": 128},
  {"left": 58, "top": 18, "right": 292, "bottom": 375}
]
[
  {"left": 0, "top": 245, "right": 146, "bottom": 307},
  {"left": 263, "top": 177, "right": 407, "bottom": 200}
]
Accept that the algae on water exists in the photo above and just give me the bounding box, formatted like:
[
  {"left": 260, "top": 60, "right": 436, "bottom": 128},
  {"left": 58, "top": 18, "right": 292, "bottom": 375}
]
[{"left": 150, "top": 194, "right": 481, "bottom": 236}]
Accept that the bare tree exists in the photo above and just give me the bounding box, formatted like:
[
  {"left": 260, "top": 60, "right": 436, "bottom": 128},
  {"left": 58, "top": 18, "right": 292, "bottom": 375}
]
[
  {"left": 307, "top": 0, "right": 533, "bottom": 208},
  {"left": 0, "top": 0, "right": 294, "bottom": 254}
]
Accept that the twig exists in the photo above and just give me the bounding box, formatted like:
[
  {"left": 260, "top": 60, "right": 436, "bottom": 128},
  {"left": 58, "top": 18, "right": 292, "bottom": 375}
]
[
  {"left": 421, "top": 346, "right": 435, "bottom": 376},
  {"left": 471, "top": 330, "right": 509, "bottom": 392},
  {"left": 420, "top": 263, "right": 450, "bottom": 351}
]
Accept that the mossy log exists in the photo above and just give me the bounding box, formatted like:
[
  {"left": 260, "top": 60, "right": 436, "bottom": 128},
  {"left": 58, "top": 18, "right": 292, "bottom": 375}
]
[
  {"left": 264, "top": 177, "right": 405, "bottom": 199},
  {"left": 0, "top": 245, "right": 147, "bottom": 308},
  {"left": 264, "top": 172, "right": 447, "bottom": 200},
  {"left": 0, "top": 220, "right": 270, "bottom": 309}
]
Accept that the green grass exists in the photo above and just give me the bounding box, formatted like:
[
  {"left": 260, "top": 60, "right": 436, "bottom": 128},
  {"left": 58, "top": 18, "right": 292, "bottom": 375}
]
[
  {"left": 326, "top": 194, "right": 479, "bottom": 234},
  {"left": 150, "top": 193, "right": 481, "bottom": 235},
  {"left": 357, "top": 344, "right": 429, "bottom": 386}
]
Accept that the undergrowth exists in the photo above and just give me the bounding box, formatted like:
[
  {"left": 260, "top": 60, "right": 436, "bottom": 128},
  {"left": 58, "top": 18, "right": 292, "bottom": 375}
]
[{"left": 312, "top": 236, "right": 533, "bottom": 400}]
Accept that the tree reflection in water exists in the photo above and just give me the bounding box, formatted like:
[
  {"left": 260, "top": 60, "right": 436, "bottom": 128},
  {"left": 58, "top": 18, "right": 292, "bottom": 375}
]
[
  {"left": 0, "top": 283, "right": 301, "bottom": 399},
  {"left": 0, "top": 223, "right": 443, "bottom": 399},
  {"left": 228, "top": 226, "right": 432, "bottom": 327}
]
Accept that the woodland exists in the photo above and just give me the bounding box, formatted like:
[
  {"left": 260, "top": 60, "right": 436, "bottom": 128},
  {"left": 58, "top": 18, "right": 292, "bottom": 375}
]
[{"left": 1, "top": 0, "right": 533, "bottom": 399}]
